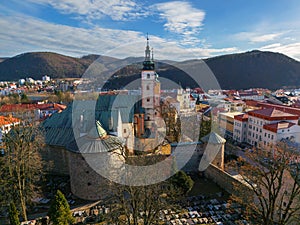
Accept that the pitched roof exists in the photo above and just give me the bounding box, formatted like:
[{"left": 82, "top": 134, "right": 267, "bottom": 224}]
[
  {"left": 0, "top": 116, "right": 20, "bottom": 126},
  {"left": 245, "top": 100, "right": 300, "bottom": 117},
  {"left": 42, "top": 94, "right": 139, "bottom": 149},
  {"left": 263, "top": 122, "right": 296, "bottom": 133},
  {"left": 0, "top": 104, "right": 36, "bottom": 112},
  {"left": 0, "top": 103, "right": 66, "bottom": 112},
  {"left": 248, "top": 108, "right": 299, "bottom": 120},
  {"left": 201, "top": 132, "right": 226, "bottom": 144},
  {"left": 234, "top": 113, "right": 249, "bottom": 122}
]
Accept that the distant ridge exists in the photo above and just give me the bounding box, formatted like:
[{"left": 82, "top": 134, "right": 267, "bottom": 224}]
[
  {"left": 204, "top": 50, "right": 300, "bottom": 89},
  {"left": 0, "top": 50, "right": 299, "bottom": 90}
]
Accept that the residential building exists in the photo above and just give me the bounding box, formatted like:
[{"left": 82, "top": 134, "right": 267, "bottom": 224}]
[
  {"left": 0, "top": 115, "right": 20, "bottom": 143},
  {"left": 233, "top": 108, "right": 300, "bottom": 148},
  {"left": 233, "top": 114, "right": 248, "bottom": 143},
  {"left": 218, "top": 112, "right": 243, "bottom": 139}
]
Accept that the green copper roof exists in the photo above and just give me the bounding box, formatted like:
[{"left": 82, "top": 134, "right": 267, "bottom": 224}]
[
  {"left": 66, "top": 134, "right": 123, "bottom": 153},
  {"left": 42, "top": 95, "right": 139, "bottom": 152},
  {"left": 87, "top": 120, "right": 107, "bottom": 139}
]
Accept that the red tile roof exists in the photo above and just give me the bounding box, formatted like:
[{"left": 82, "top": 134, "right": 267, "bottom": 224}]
[
  {"left": 0, "top": 104, "right": 36, "bottom": 112},
  {"left": 0, "top": 116, "right": 20, "bottom": 126},
  {"left": 245, "top": 100, "right": 300, "bottom": 117},
  {"left": 263, "top": 122, "right": 295, "bottom": 133},
  {"left": 0, "top": 103, "right": 66, "bottom": 112},
  {"left": 234, "top": 113, "right": 249, "bottom": 122},
  {"left": 248, "top": 108, "right": 299, "bottom": 121}
]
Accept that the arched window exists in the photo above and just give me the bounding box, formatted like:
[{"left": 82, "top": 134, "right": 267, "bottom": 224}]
[{"left": 146, "top": 85, "right": 150, "bottom": 90}]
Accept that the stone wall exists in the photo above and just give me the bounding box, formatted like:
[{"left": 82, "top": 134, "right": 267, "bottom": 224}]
[
  {"left": 204, "top": 164, "right": 251, "bottom": 195},
  {"left": 68, "top": 151, "right": 111, "bottom": 201},
  {"left": 40, "top": 145, "right": 70, "bottom": 175}
]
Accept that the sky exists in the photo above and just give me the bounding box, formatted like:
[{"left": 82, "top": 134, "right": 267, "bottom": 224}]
[{"left": 1, "top": 0, "right": 300, "bottom": 61}]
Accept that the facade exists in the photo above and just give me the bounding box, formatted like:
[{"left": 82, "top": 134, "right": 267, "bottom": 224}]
[
  {"left": 0, "top": 115, "right": 20, "bottom": 147},
  {"left": 233, "top": 114, "right": 248, "bottom": 143},
  {"left": 262, "top": 122, "right": 300, "bottom": 147},
  {"left": 247, "top": 108, "right": 298, "bottom": 146},
  {"left": 233, "top": 108, "right": 300, "bottom": 147},
  {"left": 218, "top": 112, "right": 243, "bottom": 139},
  {"left": 41, "top": 38, "right": 174, "bottom": 200},
  {"left": 141, "top": 37, "right": 161, "bottom": 131},
  {"left": 0, "top": 103, "right": 66, "bottom": 122}
]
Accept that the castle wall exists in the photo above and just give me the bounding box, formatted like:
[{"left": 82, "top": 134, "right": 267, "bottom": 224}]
[
  {"left": 68, "top": 151, "right": 111, "bottom": 201},
  {"left": 40, "top": 145, "right": 70, "bottom": 175},
  {"left": 204, "top": 164, "right": 251, "bottom": 195}
]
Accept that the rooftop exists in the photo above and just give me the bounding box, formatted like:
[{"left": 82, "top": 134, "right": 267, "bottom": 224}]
[
  {"left": 0, "top": 115, "right": 20, "bottom": 126},
  {"left": 248, "top": 108, "right": 299, "bottom": 120},
  {"left": 263, "top": 122, "right": 296, "bottom": 133}
]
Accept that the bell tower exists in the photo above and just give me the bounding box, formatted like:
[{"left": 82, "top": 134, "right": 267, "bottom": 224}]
[{"left": 141, "top": 35, "right": 161, "bottom": 130}]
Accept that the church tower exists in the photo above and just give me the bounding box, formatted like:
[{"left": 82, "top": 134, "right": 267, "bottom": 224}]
[{"left": 141, "top": 35, "right": 161, "bottom": 131}]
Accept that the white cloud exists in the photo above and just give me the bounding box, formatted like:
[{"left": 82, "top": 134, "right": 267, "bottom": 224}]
[
  {"left": 27, "top": 0, "right": 144, "bottom": 21},
  {"left": 260, "top": 42, "right": 300, "bottom": 60},
  {"left": 153, "top": 1, "right": 205, "bottom": 46},
  {"left": 234, "top": 31, "right": 284, "bottom": 43},
  {"left": 251, "top": 33, "right": 283, "bottom": 43},
  {"left": 0, "top": 14, "right": 144, "bottom": 57},
  {"left": 0, "top": 14, "right": 237, "bottom": 61}
]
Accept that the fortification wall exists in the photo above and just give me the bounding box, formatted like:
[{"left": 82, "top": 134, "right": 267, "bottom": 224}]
[
  {"left": 68, "top": 152, "right": 111, "bottom": 201},
  {"left": 40, "top": 145, "right": 70, "bottom": 175},
  {"left": 205, "top": 164, "right": 251, "bottom": 195}
]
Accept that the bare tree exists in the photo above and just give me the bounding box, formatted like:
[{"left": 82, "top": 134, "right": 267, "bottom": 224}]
[
  {"left": 160, "top": 102, "right": 181, "bottom": 143},
  {"left": 231, "top": 142, "right": 300, "bottom": 225},
  {"left": 101, "top": 138, "right": 189, "bottom": 225},
  {"left": 0, "top": 123, "right": 45, "bottom": 221}
]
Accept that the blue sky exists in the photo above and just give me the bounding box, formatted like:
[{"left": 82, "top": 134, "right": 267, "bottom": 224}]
[{"left": 1, "top": 0, "right": 300, "bottom": 60}]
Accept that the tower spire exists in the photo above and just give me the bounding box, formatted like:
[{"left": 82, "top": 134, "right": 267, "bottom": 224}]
[
  {"left": 143, "top": 33, "right": 155, "bottom": 70},
  {"left": 151, "top": 47, "right": 154, "bottom": 61}
]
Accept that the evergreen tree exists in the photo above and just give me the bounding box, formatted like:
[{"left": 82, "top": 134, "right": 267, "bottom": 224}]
[
  {"left": 48, "top": 190, "right": 74, "bottom": 225},
  {"left": 169, "top": 170, "right": 194, "bottom": 195},
  {"left": 9, "top": 202, "right": 20, "bottom": 225}
]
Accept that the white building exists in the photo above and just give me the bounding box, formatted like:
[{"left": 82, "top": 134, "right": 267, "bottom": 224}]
[
  {"left": 0, "top": 115, "right": 20, "bottom": 144},
  {"left": 263, "top": 122, "right": 300, "bottom": 147},
  {"left": 233, "top": 114, "right": 248, "bottom": 143},
  {"left": 42, "top": 75, "right": 51, "bottom": 82},
  {"left": 233, "top": 108, "right": 300, "bottom": 147}
]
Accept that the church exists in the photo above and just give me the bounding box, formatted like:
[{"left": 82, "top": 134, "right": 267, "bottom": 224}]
[{"left": 41, "top": 38, "right": 170, "bottom": 200}]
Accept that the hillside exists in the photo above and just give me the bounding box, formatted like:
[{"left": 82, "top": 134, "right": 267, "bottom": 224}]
[
  {"left": 0, "top": 50, "right": 299, "bottom": 89},
  {"left": 204, "top": 50, "right": 300, "bottom": 89},
  {"left": 0, "top": 52, "right": 103, "bottom": 80}
]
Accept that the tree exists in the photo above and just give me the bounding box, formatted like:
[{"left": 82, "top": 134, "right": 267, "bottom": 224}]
[
  {"left": 160, "top": 102, "right": 181, "bottom": 142},
  {"left": 106, "top": 180, "right": 182, "bottom": 225},
  {"left": 48, "top": 190, "right": 74, "bottom": 225},
  {"left": 199, "top": 114, "right": 211, "bottom": 140},
  {"left": 9, "top": 202, "right": 20, "bottom": 225},
  {"left": 104, "top": 149, "right": 185, "bottom": 225},
  {"left": 231, "top": 142, "right": 300, "bottom": 225},
  {"left": 169, "top": 170, "right": 194, "bottom": 195},
  {"left": 0, "top": 123, "right": 44, "bottom": 221},
  {"left": 20, "top": 93, "right": 30, "bottom": 103}
]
